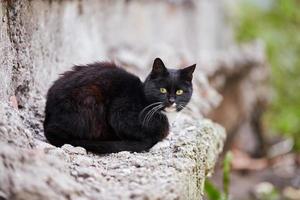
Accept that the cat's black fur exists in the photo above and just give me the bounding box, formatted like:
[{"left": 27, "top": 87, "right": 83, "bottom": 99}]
[{"left": 44, "top": 58, "right": 196, "bottom": 154}]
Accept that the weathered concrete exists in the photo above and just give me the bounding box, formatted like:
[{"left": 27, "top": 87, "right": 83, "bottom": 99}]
[
  {"left": 0, "top": 102, "right": 225, "bottom": 199},
  {"left": 0, "top": 0, "right": 223, "bottom": 113},
  {"left": 0, "top": 0, "right": 226, "bottom": 199}
]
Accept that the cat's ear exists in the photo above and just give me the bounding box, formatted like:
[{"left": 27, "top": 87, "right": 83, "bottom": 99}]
[
  {"left": 180, "top": 64, "right": 196, "bottom": 82},
  {"left": 151, "top": 58, "right": 168, "bottom": 77}
]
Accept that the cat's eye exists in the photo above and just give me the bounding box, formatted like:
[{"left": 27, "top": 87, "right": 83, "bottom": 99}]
[
  {"left": 160, "top": 88, "right": 167, "bottom": 94},
  {"left": 176, "top": 89, "right": 183, "bottom": 95}
]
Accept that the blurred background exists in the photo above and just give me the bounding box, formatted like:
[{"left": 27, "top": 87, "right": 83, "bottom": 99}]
[
  {"left": 1, "top": 0, "right": 299, "bottom": 199},
  {"left": 208, "top": 0, "right": 300, "bottom": 200}
]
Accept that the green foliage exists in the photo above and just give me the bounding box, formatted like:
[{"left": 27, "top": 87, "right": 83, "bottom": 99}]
[
  {"left": 205, "top": 151, "right": 232, "bottom": 200},
  {"left": 223, "top": 152, "right": 232, "bottom": 199},
  {"left": 204, "top": 180, "right": 223, "bottom": 200},
  {"left": 235, "top": 0, "right": 300, "bottom": 151},
  {"left": 258, "top": 190, "right": 280, "bottom": 200}
]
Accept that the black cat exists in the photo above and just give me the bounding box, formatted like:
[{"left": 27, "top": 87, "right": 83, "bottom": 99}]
[{"left": 44, "top": 58, "right": 196, "bottom": 153}]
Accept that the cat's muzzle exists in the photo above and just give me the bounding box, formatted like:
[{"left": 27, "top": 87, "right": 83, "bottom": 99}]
[{"left": 164, "top": 103, "right": 177, "bottom": 113}]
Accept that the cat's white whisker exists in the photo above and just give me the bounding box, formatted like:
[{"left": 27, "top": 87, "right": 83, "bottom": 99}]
[
  {"left": 179, "top": 104, "right": 194, "bottom": 116},
  {"left": 142, "top": 105, "right": 159, "bottom": 126},
  {"left": 139, "top": 102, "right": 162, "bottom": 122},
  {"left": 145, "top": 105, "right": 163, "bottom": 127},
  {"left": 144, "top": 105, "right": 161, "bottom": 126},
  {"left": 143, "top": 104, "right": 163, "bottom": 127}
]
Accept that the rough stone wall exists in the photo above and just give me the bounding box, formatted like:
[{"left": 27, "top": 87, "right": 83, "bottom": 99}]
[
  {"left": 0, "top": 111, "right": 225, "bottom": 199},
  {"left": 0, "top": 0, "right": 223, "bottom": 113},
  {"left": 0, "top": 0, "right": 227, "bottom": 199}
]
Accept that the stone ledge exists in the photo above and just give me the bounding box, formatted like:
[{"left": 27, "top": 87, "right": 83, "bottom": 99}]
[
  {"left": 0, "top": 0, "right": 226, "bottom": 199},
  {"left": 0, "top": 102, "right": 225, "bottom": 200}
]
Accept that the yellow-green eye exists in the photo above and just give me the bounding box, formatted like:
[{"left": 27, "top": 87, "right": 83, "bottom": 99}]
[
  {"left": 160, "top": 88, "right": 167, "bottom": 93},
  {"left": 176, "top": 89, "right": 183, "bottom": 95}
]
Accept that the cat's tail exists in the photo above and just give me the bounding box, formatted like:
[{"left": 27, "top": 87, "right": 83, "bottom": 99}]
[{"left": 68, "top": 139, "right": 156, "bottom": 154}]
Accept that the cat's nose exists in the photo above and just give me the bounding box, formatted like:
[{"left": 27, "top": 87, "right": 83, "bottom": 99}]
[{"left": 168, "top": 97, "right": 175, "bottom": 104}]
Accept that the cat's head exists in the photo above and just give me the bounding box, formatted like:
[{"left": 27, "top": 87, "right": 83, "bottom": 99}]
[{"left": 143, "top": 58, "right": 196, "bottom": 113}]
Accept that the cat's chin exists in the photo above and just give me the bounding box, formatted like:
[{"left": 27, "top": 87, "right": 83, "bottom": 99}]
[
  {"left": 163, "top": 107, "right": 180, "bottom": 126},
  {"left": 163, "top": 107, "right": 177, "bottom": 113},
  {"left": 162, "top": 103, "right": 178, "bottom": 113}
]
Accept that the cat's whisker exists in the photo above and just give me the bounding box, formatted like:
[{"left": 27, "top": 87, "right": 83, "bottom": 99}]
[
  {"left": 143, "top": 105, "right": 161, "bottom": 127},
  {"left": 142, "top": 104, "right": 163, "bottom": 127},
  {"left": 178, "top": 104, "right": 194, "bottom": 116},
  {"left": 141, "top": 102, "right": 162, "bottom": 112},
  {"left": 139, "top": 102, "right": 162, "bottom": 121},
  {"left": 141, "top": 104, "right": 162, "bottom": 126},
  {"left": 145, "top": 105, "right": 163, "bottom": 127},
  {"left": 142, "top": 106, "right": 156, "bottom": 126},
  {"left": 178, "top": 104, "right": 191, "bottom": 111},
  {"left": 146, "top": 105, "right": 163, "bottom": 125},
  {"left": 178, "top": 104, "right": 186, "bottom": 112}
]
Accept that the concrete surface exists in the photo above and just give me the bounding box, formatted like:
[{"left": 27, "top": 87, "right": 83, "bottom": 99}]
[
  {"left": 0, "top": 0, "right": 223, "bottom": 114},
  {"left": 0, "top": 0, "right": 226, "bottom": 199},
  {"left": 0, "top": 101, "right": 225, "bottom": 199}
]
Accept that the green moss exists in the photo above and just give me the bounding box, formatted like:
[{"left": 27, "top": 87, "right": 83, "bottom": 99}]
[
  {"left": 235, "top": 0, "right": 300, "bottom": 151},
  {"left": 204, "top": 151, "right": 232, "bottom": 200}
]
